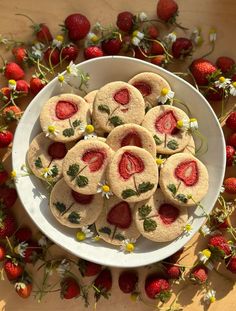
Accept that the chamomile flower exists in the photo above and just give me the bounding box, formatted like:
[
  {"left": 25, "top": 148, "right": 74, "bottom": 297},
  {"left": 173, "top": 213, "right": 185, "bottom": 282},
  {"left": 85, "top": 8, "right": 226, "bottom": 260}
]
[
  {"left": 157, "top": 88, "right": 175, "bottom": 104},
  {"left": 138, "top": 12, "right": 148, "bottom": 22},
  {"left": 132, "top": 30, "right": 145, "bottom": 40},
  {"left": 204, "top": 289, "right": 216, "bottom": 304},
  {"left": 183, "top": 224, "right": 193, "bottom": 235},
  {"left": 14, "top": 282, "right": 26, "bottom": 291},
  {"left": 214, "top": 76, "right": 231, "bottom": 89},
  {"left": 38, "top": 235, "right": 47, "bottom": 247},
  {"left": 41, "top": 167, "right": 53, "bottom": 179},
  {"left": 164, "top": 32, "right": 177, "bottom": 45},
  {"left": 198, "top": 249, "right": 211, "bottom": 264},
  {"left": 31, "top": 42, "right": 44, "bottom": 60},
  {"left": 191, "top": 27, "right": 203, "bottom": 46},
  {"left": 156, "top": 157, "right": 165, "bottom": 168},
  {"left": 209, "top": 28, "right": 217, "bottom": 43},
  {"left": 220, "top": 185, "right": 225, "bottom": 193},
  {"left": 56, "top": 259, "right": 70, "bottom": 277},
  {"left": 14, "top": 241, "right": 28, "bottom": 257},
  {"left": 57, "top": 73, "right": 66, "bottom": 86},
  {"left": 230, "top": 81, "right": 236, "bottom": 96},
  {"left": 189, "top": 118, "right": 199, "bottom": 131},
  {"left": 76, "top": 226, "right": 93, "bottom": 241},
  {"left": 66, "top": 61, "right": 78, "bottom": 77},
  {"left": 87, "top": 32, "right": 99, "bottom": 43},
  {"left": 83, "top": 124, "right": 97, "bottom": 140},
  {"left": 131, "top": 37, "right": 141, "bottom": 46},
  {"left": 52, "top": 35, "right": 64, "bottom": 48},
  {"left": 92, "top": 235, "right": 101, "bottom": 242},
  {"left": 97, "top": 181, "right": 113, "bottom": 199},
  {"left": 10, "top": 170, "right": 18, "bottom": 182},
  {"left": 8, "top": 79, "right": 16, "bottom": 90},
  {"left": 176, "top": 118, "right": 189, "bottom": 131},
  {"left": 200, "top": 224, "right": 211, "bottom": 237},
  {"left": 45, "top": 124, "right": 59, "bottom": 137},
  {"left": 120, "top": 239, "right": 136, "bottom": 253}
]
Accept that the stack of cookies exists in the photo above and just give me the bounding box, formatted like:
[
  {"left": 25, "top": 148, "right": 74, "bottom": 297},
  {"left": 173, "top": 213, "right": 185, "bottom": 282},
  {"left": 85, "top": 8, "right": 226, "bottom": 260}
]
[{"left": 27, "top": 72, "right": 209, "bottom": 247}]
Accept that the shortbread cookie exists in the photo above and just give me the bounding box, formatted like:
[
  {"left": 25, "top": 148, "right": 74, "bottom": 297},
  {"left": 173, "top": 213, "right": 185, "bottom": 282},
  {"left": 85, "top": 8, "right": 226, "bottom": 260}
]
[
  {"left": 183, "top": 135, "right": 195, "bottom": 155},
  {"left": 40, "top": 93, "right": 90, "bottom": 142},
  {"left": 106, "top": 124, "right": 156, "bottom": 158},
  {"left": 95, "top": 196, "right": 140, "bottom": 245},
  {"left": 84, "top": 90, "right": 98, "bottom": 113},
  {"left": 27, "top": 132, "right": 69, "bottom": 182},
  {"left": 128, "top": 72, "right": 171, "bottom": 108},
  {"left": 135, "top": 189, "right": 188, "bottom": 242},
  {"left": 63, "top": 140, "right": 113, "bottom": 194},
  {"left": 93, "top": 81, "right": 145, "bottom": 133},
  {"left": 108, "top": 146, "right": 158, "bottom": 202},
  {"left": 159, "top": 153, "right": 209, "bottom": 207},
  {"left": 142, "top": 105, "right": 191, "bottom": 155},
  {"left": 50, "top": 178, "right": 103, "bottom": 228}
]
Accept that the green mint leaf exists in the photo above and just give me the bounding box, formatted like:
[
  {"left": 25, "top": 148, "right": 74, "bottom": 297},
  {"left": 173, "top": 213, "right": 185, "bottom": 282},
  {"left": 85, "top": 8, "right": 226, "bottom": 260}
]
[
  {"left": 67, "top": 164, "right": 80, "bottom": 179},
  {"left": 167, "top": 139, "right": 178, "bottom": 150},
  {"left": 54, "top": 201, "right": 66, "bottom": 213},
  {"left": 153, "top": 135, "right": 162, "bottom": 145},
  {"left": 176, "top": 193, "right": 188, "bottom": 203},
  {"left": 143, "top": 218, "right": 157, "bottom": 232},
  {"left": 138, "top": 204, "right": 152, "bottom": 219},
  {"left": 76, "top": 175, "right": 88, "bottom": 187},
  {"left": 109, "top": 116, "right": 124, "bottom": 127},
  {"left": 50, "top": 165, "right": 58, "bottom": 177},
  {"left": 167, "top": 184, "right": 177, "bottom": 195},
  {"left": 98, "top": 105, "right": 110, "bottom": 115},
  {"left": 99, "top": 227, "right": 111, "bottom": 236},
  {"left": 138, "top": 182, "right": 154, "bottom": 194},
  {"left": 114, "top": 233, "right": 126, "bottom": 241},
  {"left": 121, "top": 188, "right": 137, "bottom": 199},
  {"left": 63, "top": 128, "right": 75, "bottom": 137},
  {"left": 72, "top": 119, "right": 81, "bottom": 128},
  {"left": 35, "top": 157, "right": 43, "bottom": 169},
  {"left": 68, "top": 211, "right": 80, "bottom": 224}
]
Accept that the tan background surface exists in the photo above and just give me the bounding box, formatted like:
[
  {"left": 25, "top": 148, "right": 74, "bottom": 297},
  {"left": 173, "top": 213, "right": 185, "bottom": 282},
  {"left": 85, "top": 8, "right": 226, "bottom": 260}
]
[{"left": 0, "top": 0, "right": 236, "bottom": 310}]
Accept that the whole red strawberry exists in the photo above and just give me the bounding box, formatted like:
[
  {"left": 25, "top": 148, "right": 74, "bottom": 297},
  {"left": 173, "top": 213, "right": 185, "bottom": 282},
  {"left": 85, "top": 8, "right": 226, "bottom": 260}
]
[
  {"left": 145, "top": 274, "right": 170, "bottom": 302},
  {"left": 116, "top": 11, "right": 134, "bottom": 33},
  {"left": 4, "top": 259, "right": 23, "bottom": 281},
  {"left": 30, "top": 77, "right": 46, "bottom": 95},
  {"left": 15, "top": 227, "right": 32, "bottom": 242},
  {"left": 84, "top": 46, "right": 104, "bottom": 60},
  {"left": 60, "top": 277, "right": 80, "bottom": 299},
  {"left": 190, "top": 265, "right": 208, "bottom": 284},
  {"left": 0, "top": 130, "right": 13, "bottom": 148},
  {"left": 151, "top": 55, "right": 166, "bottom": 66},
  {"left": 227, "top": 133, "right": 236, "bottom": 148},
  {"left": 148, "top": 25, "right": 159, "bottom": 39},
  {"left": 0, "top": 186, "right": 17, "bottom": 208},
  {"left": 15, "top": 282, "right": 33, "bottom": 299},
  {"left": 205, "top": 87, "right": 223, "bottom": 101},
  {"left": 35, "top": 24, "right": 53, "bottom": 43},
  {"left": 149, "top": 41, "right": 164, "bottom": 55},
  {"left": 172, "top": 38, "right": 193, "bottom": 59},
  {"left": 226, "top": 112, "right": 236, "bottom": 131},
  {"left": 224, "top": 177, "right": 236, "bottom": 194},
  {"left": 0, "top": 210, "right": 17, "bottom": 238},
  {"left": 164, "top": 264, "right": 181, "bottom": 279},
  {"left": 226, "top": 145, "right": 236, "bottom": 166},
  {"left": 3, "top": 105, "right": 21, "bottom": 122},
  {"left": 94, "top": 269, "right": 112, "bottom": 301},
  {"left": 101, "top": 38, "right": 122, "bottom": 55},
  {"left": 226, "top": 255, "right": 236, "bottom": 274},
  {"left": 190, "top": 58, "right": 217, "bottom": 86},
  {"left": 64, "top": 13, "right": 90, "bottom": 41},
  {"left": 16, "top": 80, "right": 30, "bottom": 94},
  {"left": 12, "top": 47, "right": 27, "bottom": 64},
  {"left": 0, "top": 243, "right": 6, "bottom": 261},
  {"left": 118, "top": 270, "right": 138, "bottom": 293},
  {"left": 0, "top": 163, "right": 8, "bottom": 185},
  {"left": 78, "top": 259, "right": 102, "bottom": 277},
  {"left": 61, "top": 44, "right": 79, "bottom": 62},
  {"left": 157, "top": 0, "right": 178, "bottom": 22},
  {"left": 208, "top": 234, "right": 231, "bottom": 257},
  {"left": 0, "top": 87, "right": 11, "bottom": 102},
  {"left": 216, "top": 56, "right": 235, "bottom": 74},
  {"left": 44, "top": 48, "right": 60, "bottom": 66},
  {"left": 4, "top": 62, "right": 25, "bottom": 80}
]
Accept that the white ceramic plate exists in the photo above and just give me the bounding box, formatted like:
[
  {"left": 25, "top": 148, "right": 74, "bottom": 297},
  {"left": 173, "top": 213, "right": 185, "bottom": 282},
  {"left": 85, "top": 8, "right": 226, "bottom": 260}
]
[{"left": 12, "top": 56, "right": 226, "bottom": 268}]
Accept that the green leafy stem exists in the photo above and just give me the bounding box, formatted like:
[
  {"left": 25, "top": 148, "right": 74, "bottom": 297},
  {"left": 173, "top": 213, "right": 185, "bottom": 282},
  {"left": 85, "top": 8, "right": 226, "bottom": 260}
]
[
  {"left": 63, "top": 119, "right": 81, "bottom": 137},
  {"left": 167, "top": 182, "right": 189, "bottom": 204},
  {"left": 98, "top": 104, "right": 124, "bottom": 127},
  {"left": 122, "top": 176, "right": 154, "bottom": 200},
  {"left": 66, "top": 163, "right": 88, "bottom": 188},
  {"left": 138, "top": 204, "right": 157, "bottom": 232}
]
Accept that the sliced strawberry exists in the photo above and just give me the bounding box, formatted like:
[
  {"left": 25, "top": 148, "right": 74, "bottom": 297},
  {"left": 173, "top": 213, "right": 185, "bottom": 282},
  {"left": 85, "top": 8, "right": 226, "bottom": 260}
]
[
  {"left": 82, "top": 149, "right": 106, "bottom": 172},
  {"left": 107, "top": 201, "right": 132, "bottom": 229},
  {"left": 158, "top": 204, "right": 179, "bottom": 225},
  {"left": 155, "top": 110, "right": 177, "bottom": 135},
  {"left": 121, "top": 131, "right": 142, "bottom": 147},
  {"left": 55, "top": 101, "right": 78, "bottom": 120},
  {"left": 118, "top": 151, "right": 144, "bottom": 180},
  {"left": 175, "top": 160, "right": 199, "bottom": 186},
  {"left": 113, "top": 88, "right": 130, "bottom": 105},
  {"left": 132, "top": 81, "right": 152, "bottom": 97},
  {"left": 48, "top": 142, "right": 67, "bottom": 159},
  {"left": 71, "top": 191, "right": 94, "bottom": 204}
]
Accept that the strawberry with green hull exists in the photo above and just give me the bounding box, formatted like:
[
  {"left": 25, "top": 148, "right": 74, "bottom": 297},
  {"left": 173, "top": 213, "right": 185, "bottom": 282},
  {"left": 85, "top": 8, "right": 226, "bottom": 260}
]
[
  {"left": 3, "top": 105, "right": 22, "bottom": 122},
  {"left": 118, "top": 270, "right": 138, "bottom": 293},
  {"left": 12, "top": 47, "right": 28, "bottom": 64},
  {"left": 60, "top": 277, "right": 80, "bottom": 299},
  {"left": 216, "top": 56, "right": 235, "bottom": 74},
  {"left": 93, "top": 269, "right": 112, "bottom": 301},
  {"left": 4, "top": 259, "right": 24, "bottom": 281},
  {"left": 61, "top": 44, "right": 79, "bottom": 62},
  {"left": 190, "top": 265, "right": 208, "bottom": 284},
  {"left": 190, "top": 58, "right": 218, "bottom": 86},
  {"left": 116, "top": 11, "right": 134, "bottom": 33},
  {"left": 15, "top": 281, "right": 33, "bottom": 299},
  {"left": 2, "top": 62, "right": 25, "bottom": 80},
  {"left": 64, "top": 13, "right": 90, "bottom": 42},
  {"left": 208, "top": 234, "right": 231, "bottom": 258},
  {"left": 156, "top": 0, "right": 178, "bottom": 23},
  {"left": 30, "top": 77, "right": 46, "bottom": 95},
  {"left": 145, "top": 274, "right": 171, "bottom": 302},
  {"left": 172, "top": 38, "right": 193, "bottom": 59},
  {"left": 84, "top": 46, "right": 104, "bottom": 60}
]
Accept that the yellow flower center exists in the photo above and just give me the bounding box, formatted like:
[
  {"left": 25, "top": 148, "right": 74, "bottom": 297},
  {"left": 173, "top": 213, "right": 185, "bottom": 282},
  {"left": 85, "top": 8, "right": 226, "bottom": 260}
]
[
  {"left": 125, "top": 243, "right": 135, "bottom": 252},
  {"left": 190, "top": 118, "right": 197, "bottom": 123},
  {"left": 210, "top": 296, "right": 216, "bottom": 303},
  {"left": 102, "top": 185, "right": 110, "bottom": 193},
  {"left": 58, "top": 75, "right": 64, "bottom": 83},
  {"left": 56, "top": 35, "right": 64, "bottom": 42},
  {"left": 161, "top": 88, "right": 169, "bottom": 96},
  {"left": 42, "top": 168, "right": 49, "bottom": 174},
  {"left": 130, "top": 292, "right": 139, "bottom": 301},
  {"left": 91, "top": 34, "right": 98, "bottom": 42},
  {"left": 219, "top": 76, "right": 225, "bottom": 83},
  {"left": 185, "top": 224, "right": 192, "bottom": 232},
  {"left": 177, "top": 120, "right": 184, "bottom": 128},
  {"left": 11, "top": 170, "right": 17, "bottom": 178},
  {"left": 202, "top": 249, "right": 211, "bottom": 259},
  {"left": 156, "top": 158, "right": 164, "bottom": 165},
  {"left": 93, "top": 235, "right": 101, "bottom": 242},
  {"left": 232, "top": 81, "right": 236, "bottom": 88},
  {"left": 48, "top": 125, "right": 56, "bottom": 133},
  {"left": 14, "top": 246, "right": 19, "bottom": 254},
  {"left": 9, "top": 79, "right": 16, "bottom": 86},
  {"left": 85, "top": 124, "right": 94, "bottom": 134},
  {"left": 132, "top": 30, "right": 139, "bottom": 37},
  {"left": 76, "top": 231, "right": 86, "bottom": 241}
]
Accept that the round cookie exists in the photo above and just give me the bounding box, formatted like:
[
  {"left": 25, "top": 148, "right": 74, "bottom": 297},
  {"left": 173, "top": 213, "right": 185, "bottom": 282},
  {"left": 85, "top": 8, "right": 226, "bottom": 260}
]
[
  {"left": 128, "top": 72, "right": 171, "bottom": 108},
  {"left": 108, "top": 146, "right": 158, "bottom": 203},
  {"left": 142, "top": 105, "right": 191, "bottom": 155},
  {"left": 95, "top": 195, "right": 140, "bottom": 245},
  {"left": 84, "top": 90, "right": 98, "bottom": 114},
  {"left": 27, "top": 132, "right": 69, "bottom": 182},
  {"left": 106, "top": 124, "right": 156, "bottom": 158},
  {"left": 93, "top": 81, "right": 145, "bottom": 133},
  {"left": 63, "top": 139, "right": 113, "bottom": 194},
  {"left": 159, "top": 153, "right": 209, "bottom": 207},
  {"left": 40, "top": 93, "right": 90, "bottom": 142},
  {"left": 183, "top": 135, "right": 195, "bottom": 155},
  {"left": 135, "top": 189, "right": 188, "bottom": 242},
  {"left": 50, "top": 178, "right": 103, "bottom": 228}
]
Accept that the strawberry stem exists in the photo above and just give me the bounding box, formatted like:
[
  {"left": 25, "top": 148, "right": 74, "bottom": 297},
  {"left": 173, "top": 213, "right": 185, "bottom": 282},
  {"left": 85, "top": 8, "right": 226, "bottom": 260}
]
[
  {"left": 61, "top": 202, "right": 75, "bottom": 216},
  {"left": 15, "top": 13, "right": 36, "bottom": 25},
  {"left": 111, "top": 225, "right": 117, "bottom": 240}
]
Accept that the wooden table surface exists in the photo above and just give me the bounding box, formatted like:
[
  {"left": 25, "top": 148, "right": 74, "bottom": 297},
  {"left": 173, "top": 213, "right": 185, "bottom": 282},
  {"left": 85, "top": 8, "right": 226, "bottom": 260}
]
[{"left": 0, "top": 0, "right": 236, "bottom": 310}]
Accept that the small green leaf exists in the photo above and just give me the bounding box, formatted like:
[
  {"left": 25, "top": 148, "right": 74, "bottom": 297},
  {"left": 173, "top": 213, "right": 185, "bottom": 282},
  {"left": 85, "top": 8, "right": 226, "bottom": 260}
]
[
  {"left": 35, "top": 157, "right": 43, "bottom": 168},
  {"left": 98, "top": 104, "right": 110, "bottom": 115},
  {"left": 138, "top": 205, "right": 152, "bottom": 219},
  {"left": 157, "top": 290, "right": 172, "bottom": 303},
  {"left": 153, "top": 135, "right": 162, "bottom": 145},
  {"left": 54, "top": 201, "right": 66, "bottom": 213},
  {"left": 68, "top": 211, "right": 80, "bottom": 224},
  {"left": 143, "top": 218, "right": 157, "bottom": 232},
  {"left": 109, "top": 116, "right": 124, "bottom": 127},
  {"left": 121, "top": 188, "right": 137, "bottom": 199},
  {"left": 63, "top": 128, "right": 75, "bottom": 137},
  {"left": 76, "top": 175, "right": 88, "bottom": 187},
  {"left": 50, "top": 165, "right": 58, "bottom": 177},
  {"left": 67, "top": 164, "right": 80, "bottom": 179},
  {"left": 72, "top": 119, "right": 81, "bottom": 128},
  {"left": 167, "top": 139, "right": 178, "bottom": 150},
  {"left": 138, "top": 182, "right": 154, "bottom": 194},
  {"left": 99, "top": 227, "right": 111, "bottom": 236},
  {"left": 167, "top": 184, "right": 177, "bottom": 195},
  {"left": 176, "top": 193, "right": 188, "bottom": 203},
  {"left": 114, "top": 233, "right": 125, "bottom": 241}
]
